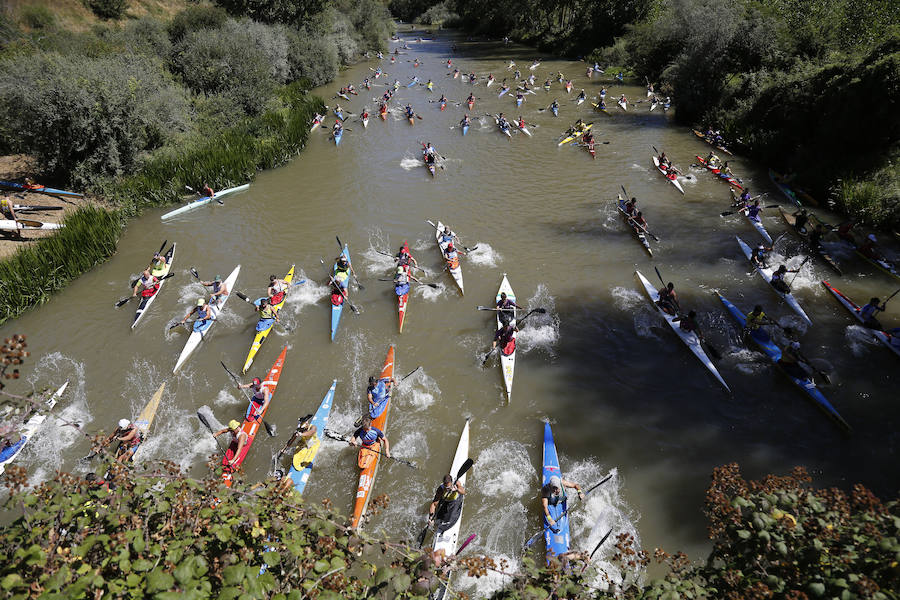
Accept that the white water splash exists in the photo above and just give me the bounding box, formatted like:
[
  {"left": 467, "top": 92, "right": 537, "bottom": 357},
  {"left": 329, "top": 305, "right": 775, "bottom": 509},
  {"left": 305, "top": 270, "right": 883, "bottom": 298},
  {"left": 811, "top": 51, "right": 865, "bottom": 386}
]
[
  {"left": 466, "top": 243, "right": 502, "bottom": 268},
  {"left": 399, "top": 368, "right": 440, "bottom": 410},
  {"left": 611, "top": 286, "right": 645, "bottom": 312},
  {"left": 414, "top": 280, "right": 447, "bottom": 302},
  {"left": 478, "top": 440, "right": 534, "bottom": 497},
  {"left": 517, "top": 284, "right": 559, "bottom": 356},
  {"left": 400, "top": 157, "right": 423, "bottom": 171}
]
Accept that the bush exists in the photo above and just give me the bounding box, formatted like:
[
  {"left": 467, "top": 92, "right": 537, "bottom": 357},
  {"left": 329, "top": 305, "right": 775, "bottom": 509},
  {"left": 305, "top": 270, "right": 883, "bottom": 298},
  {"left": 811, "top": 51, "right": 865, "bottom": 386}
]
[
  {"left": 111, "top": 16, "right": 171, "bottom": 57},
  {"left": 20, "top": 5, "right": 56, "bottom": 30},
  {"left": 213, "top": 0, "right": 328, "bottom": 25},
  {"left": 168, "top": 4, "right": 228, "bottom": 43},
  {"left": 85, "top": 0, "right": 129, "bottom": 20},
  {"left": 388, "top": 0, "right": 431, "bottom": 22},
  {"left": 337, "top": 0, "right": 392, "bottom": 51},
  {"left": 0, "top": 53, "right": 191, "bottom": 185},
  {"left": 418, "top": 2, "right": 461, "bottom": 27},
  {"left": 287, "top": 28, "right": 339, "bottom": 86}
]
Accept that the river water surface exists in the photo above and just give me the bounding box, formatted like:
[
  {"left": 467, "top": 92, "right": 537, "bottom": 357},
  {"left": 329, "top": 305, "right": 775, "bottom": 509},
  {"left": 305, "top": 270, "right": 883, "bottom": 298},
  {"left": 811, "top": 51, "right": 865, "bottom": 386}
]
[{"left": 4, "top": 29, "right": 899, "bottom": 594}]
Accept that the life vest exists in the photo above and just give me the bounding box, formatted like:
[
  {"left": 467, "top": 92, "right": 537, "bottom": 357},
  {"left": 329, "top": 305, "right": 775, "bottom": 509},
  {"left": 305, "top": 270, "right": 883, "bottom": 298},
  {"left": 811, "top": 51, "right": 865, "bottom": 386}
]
[
  {"left": 446, "top": 254, "right": 459, "bottom": 269},
  {"left": 439, "top": 484, "right": 460, "bottom": 502},
  {"left": 501, "top": 337, "right": 516, "bottom": 356},
  {"left": 259, "top": 305, "right": 276, "bottom": 320},
  {"left": 269, "top": 288, "right": 285, "bottom": 305},
  {"left": 746, "top": 311, "right": 767, "bottom": 330},
  {"left": 139, "top": 275, "right": 159, "bottom": 297},
  {"left": 331, "top": 290, "right": 344, "bottom": 306}
]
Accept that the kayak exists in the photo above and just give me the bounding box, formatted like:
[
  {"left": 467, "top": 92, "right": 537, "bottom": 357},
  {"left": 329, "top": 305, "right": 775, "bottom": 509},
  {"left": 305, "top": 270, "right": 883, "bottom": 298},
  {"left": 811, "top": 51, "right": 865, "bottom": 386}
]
[
  {"left": 617, "top": 195, "right": 651, "bottom": 256},
  {"left": 287, "top": 379, "right": 337, "bottom": 495},
  {"left": 496, "top": 274, "right": 517, "bottom": 401},
  {"left": 222, "top": 346, "right": 287, "bottom": 487},
  {"left": 542, "top": 422, "right": 570, "bottom": 563},
  {"left": 777, "top": 207, "right": 842, "bottom": 275},
  {"left": 745, "top": 212, "right": 773, "bottom": 245},
  {"left": 431, "top": 419, "right": 471, "bottom": 600},
  {"left": 591, "top": 102, "right": 610, "bottom": 115},
  {"left": 557, "top": 123, "right": 593, "bottom": 146},
  {"left": 440, "top": 101, "right": 446, "bottom": 111},
  {"left": 132, "top": 243, "right": 176, "bottom": 329},
  {"left": 173, "top": 264, "right": 241, "bottom": 372},
  {"left": 407, "top": 79, "right": 418, "bottom": 88},
  {"left": 848, "top": 238, "right": 900, "bottom": 281},
  {"left": 351, "top": 345, "right": 395, "bottom": 528},
  {"left": 692, "top": 129, "right": 732, "bottom": 155},
  {"left": 695, "top": 156, "right": 743, "bottom": 190},
  {"left": 408, "top": 115, "right": 415, "bottom": 126},
  {"left": 435, "top": 220, "right": 464, "bottom": 294},
  {"left": 0, "top": 180, "right": 82, "bottom": 197},
  {"left": 398, "top": 242, "right": 412, "bottom": 332},
  {"left": 516, "top": 97, "right": 524, "bottom": 107},
  {"left": 518, "top": 122, "right": 532, "bottom": 137},
  {"left": 0, "top": 219, "right": 63, "bottom": 231},
  {"left": 331, "top": 245, "right": 351, "bottom": 341},
  {"left": 362, "top": 115, "right": 369, "bottom": 128},
  {"left": 461, "top": 123, "right": 469, "bottom": 136},
  {"left": 468, "top": 100, "right": 475, "bottom": 110},
  {"left": 822, "top": 280, "right": 900, "bottom": 359},
  {"left": 769, "top": 169, "right": 818, "bottom": 207},
  {"left": 424, "top": 151, "right": 437, "bottom": 177},
  {"left": 584, "top": 139, "right": 596, "bottom": 159},
  {"left": 551, "top": 105, "right": 558, "bottom": 117},
  {"left": 310, "top": 117, "right": 322, "bottom": 132},
  {"left": 617, "top": 99, "right": 627, "bottom": 111},
  {"left": 0, "top": 381, "right": 68, "bottom": 476},
  {"left": 649, "top": 99, "right": 658, "bottom": 111},
  {"left": 129, "top": 382, "right": 166, "bottom": 462},
  {"left": 718, "top": 293, "right": 850, "bottom": 430},
  {"left": 334, "top": 128, "right": 343, "bottom": 145},
  {"left": 161, "top": 184, "right": 250, "bottom": 220},
  {"left": 12, "top": 205, "right": 63, "bottom": 212},
  {"left": 334, "top": 109, "right": 344, "bottom": 120},
  {"left": 735, "top": 236, "right": 812, "bottom": 325},
  {"left": 241, "top": 264, "right": 294, "bottom": 374},
  {"left": 635, "top": 270, "right": 730, "bottom": 392},
  {"left": 652, "top": 156, "right": 685, "bottom": 195}
]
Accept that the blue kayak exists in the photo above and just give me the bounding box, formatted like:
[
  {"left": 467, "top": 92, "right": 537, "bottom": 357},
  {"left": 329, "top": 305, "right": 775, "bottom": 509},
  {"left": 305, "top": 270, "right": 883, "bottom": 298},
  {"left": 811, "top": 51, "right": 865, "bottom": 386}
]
[
  {"left": 287, "top": 380, "right": 336, "bottom": 495},
  {"left": 551, "top": 106, "right": 558, "bottom": 117},
  {"left": 717, "top": 293, "right": 850, "bottom": 431},
  {"left": 330, "top": 244, "right": 350, "bottom": 340},
  {"left": 0, "top": 180, "right": 83, "bottom": 197},
  {"left": 542, "top": 422, "right": 570, "bottom": 563},
  {"left": 334, "top": 109, "right": 344, "bottom": 121},
  {"left": 462, "top": 124, "right": 469, "bottom": 136},
  {"left": 334, "top": 128, "right": 343, "bottom": 146}
]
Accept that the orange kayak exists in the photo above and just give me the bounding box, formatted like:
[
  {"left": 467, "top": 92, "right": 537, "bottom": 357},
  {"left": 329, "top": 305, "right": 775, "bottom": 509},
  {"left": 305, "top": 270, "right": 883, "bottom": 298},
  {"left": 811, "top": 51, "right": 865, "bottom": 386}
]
[
  {"left": 221, "top": 346, "right": 287, "bottom": 487},
  {"left": 350, "top": 345, "right": 395, "bottom": 528}
]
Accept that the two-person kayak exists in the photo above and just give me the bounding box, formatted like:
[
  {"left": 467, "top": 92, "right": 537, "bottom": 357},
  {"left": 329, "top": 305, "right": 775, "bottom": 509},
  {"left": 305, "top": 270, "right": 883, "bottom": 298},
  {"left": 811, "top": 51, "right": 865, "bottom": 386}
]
[
  {"left": 777, "top": 207, "right": 842, "bottom": 275},
  {"left": 652, "top": 156, "right": 685, "bottom": 194},
  {"left": 616, "top": 195, "right": 652, "bottom": 256},
  {"left": 496, "top": 274, "right": 517, "bottom": 401},
  {"left": 0, "top": 381, "right": 69, "bottom": 476},
  {"left": 695, "top": 156, "right": 743, "bottom": 189},
  {"left": 173, "top": 265, "right": 241, "bottom": 372},
  {"left": 132, "top": 243, "right": 176, "bottom": 329},
  {"left": 433, "top": 220, "right": 465, "bottom": 294},
  {"left": 0, "top": 180, "right": 82, "bottom": 197},
  {"left": 822, "top": 281, "right": 900, "bottom": 359},
  {"left": 242, "top": 265, "right": 294, "bottom": 374},
  {"left": 736, "top": 237, "right": 812, "bottom": 325},
  {"left": 286, "top": 380, "right": 337, "bottom": 495}
]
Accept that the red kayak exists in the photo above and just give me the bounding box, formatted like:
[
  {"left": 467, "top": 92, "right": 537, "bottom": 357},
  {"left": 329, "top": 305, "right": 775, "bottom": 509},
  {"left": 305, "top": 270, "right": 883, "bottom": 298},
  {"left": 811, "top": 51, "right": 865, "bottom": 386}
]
[{"left": 695, "top": 156, "right": 743, "bottom": 190}]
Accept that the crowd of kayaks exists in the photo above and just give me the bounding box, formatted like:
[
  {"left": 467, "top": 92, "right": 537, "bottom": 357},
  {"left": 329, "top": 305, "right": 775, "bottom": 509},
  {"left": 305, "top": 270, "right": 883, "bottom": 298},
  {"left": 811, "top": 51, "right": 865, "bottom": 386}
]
[{"left": 0, "top": 180, "right": 74, "bottom": 232}]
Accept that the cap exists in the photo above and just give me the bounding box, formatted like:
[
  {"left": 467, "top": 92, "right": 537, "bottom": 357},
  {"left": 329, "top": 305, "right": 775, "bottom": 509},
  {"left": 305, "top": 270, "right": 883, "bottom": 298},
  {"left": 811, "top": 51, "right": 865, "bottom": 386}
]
[
  {"left": 214, "top": 275, "right": 222, "bottom": 282},
  {"left": 252, "top": 377, "right": 261, "bottom": 385},
  {"left": 228, "top": 420, "right": 240, "bottom": 430},
  {"left": 196, "top": 298, "right": 205, "bottom": 306},
  {"left": 549, "top": 475, "right": 562, "bottom": 490},
  {"left": 118, "top": 418, "right": 130, "bottom": 428},
  {"left": 868, "top": 234, "right": 877, "bottom": 242}
]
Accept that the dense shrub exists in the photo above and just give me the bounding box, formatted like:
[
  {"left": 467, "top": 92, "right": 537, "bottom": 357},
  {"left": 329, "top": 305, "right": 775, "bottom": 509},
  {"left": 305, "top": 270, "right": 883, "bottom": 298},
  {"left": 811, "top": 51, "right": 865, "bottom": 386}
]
[
  {"left": 213, "top": 0, "right": 328, "bottom": 25},
  {"left": 389, "top": 0, "right": 431, "bottom": 22},
  {"left": 418, "top": 2, "right": 461, "bottom": 27},
  {"left": 111, "top": 17, "right": 172, "bottom": 57},
  {"left": 337, "top": 0, "right": 392, "bottom": 52},
  {"left": 20, "top": 5, "right": 56, "bottom": 30},
  {"left": 287, "top": 28, "right": 339, "bottom": 86},
  {"left": 0, "top": 53, "right": 190, "bottom": 185},
  {"left": 167, "top": 4, "right": 229, "bottom": 43},
  {"left": 85, "top": 0, "right": 129, "bottom": 20}
]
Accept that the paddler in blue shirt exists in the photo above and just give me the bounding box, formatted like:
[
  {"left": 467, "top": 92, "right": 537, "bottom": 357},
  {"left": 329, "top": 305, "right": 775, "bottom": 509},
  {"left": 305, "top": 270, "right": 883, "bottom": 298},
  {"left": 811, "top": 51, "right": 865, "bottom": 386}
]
[
  {"left": 179, "top": 298, "right": 211, "bottom": 329},
  {"left": 740, "top": 199, "right": 763, "bottom": 222},
  {"left": 859, "top": 297, "right": 886, "bottom": 330},
  {"left": 350, "top": 416, "right": 390, "bottom": 458},
  {"left": 367, "top": 374, "right": 396, "bottom": 419},
  {"left": 200, "top": 274, "right": 228, "bottom": 306},
  {"left": 541, "top": 475, "right": 583, "bottom": 531}
]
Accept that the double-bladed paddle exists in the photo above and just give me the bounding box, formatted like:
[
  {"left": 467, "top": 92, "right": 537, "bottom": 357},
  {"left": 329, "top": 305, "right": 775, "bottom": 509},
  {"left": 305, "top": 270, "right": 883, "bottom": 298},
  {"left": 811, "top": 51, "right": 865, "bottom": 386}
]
[
  {"left": 168, "top": 317, "right": 216, "bottom": 331},
  {"left": 197, "top": 411, "right": 227, "bottom": 453},
  {"left": 324, "top": 429, "right": 417, "bottom": 468},
  {"left": 220, "top": 361, "right": 276, "bottom": 437},
  {"left": 720, "top": 204, "right": 779, "bottom": 217},
  {"left": 523, "top": 473, "right": 613, "bottom": 548},
  {"left": 416, "top": 457, "right": 475, "bottom": 547},
  {"left": 619, "top": 186, "right": 660, "bottom": 242},
  {"left": 321, "top": 259, "right": 361, "bottom": 314},
  {"left": 580, "top": 529, "right": 614, "bottom": 573},
  {"left": 481, "top": 308, "right": 547, "bottom": 366},
  {"left": 336, "top": 236, "right": 364, "bottom": 289},
  {"left": 115, "top": 273, "right": 176, "bottom": 307}
]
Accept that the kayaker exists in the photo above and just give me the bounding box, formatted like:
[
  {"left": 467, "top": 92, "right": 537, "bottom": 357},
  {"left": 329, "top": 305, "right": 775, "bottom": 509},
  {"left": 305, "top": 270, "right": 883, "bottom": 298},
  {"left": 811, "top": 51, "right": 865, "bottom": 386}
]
[
  {"left": 624, "top": 197, "right": 637, "bottom": 215},
  {"left": 744, "top": 305, "right": 775, "bottom": 333},
  {"left": 459, "top": 114, "right": 471, "bottom": 129},
  {"left": 599, "top": 87, "right": 607, "bottom": 98},
  {"left": 334, "top": 104, "right": 345, "bottom": 119},
  {"left": 444, "top": 243, "right": 466, "bottom": 268},
  {"left": 491, "top": 322, "right": 518, "bottom": 356},
  {"left": 656, "top": 282, "right": 679, "bottom": 315},
  {"left": 200, "top": 183, "right": 214, "bottom": 198},
  {"left": 276, "top": 414, "right": 316, "bottom": 465},
  {"left": 496, "top": 292, "right": 523, "bottom": 326},
  {"left": 110, "top": 418, "right": 141, "bottom": 464},
  {"left": 215, "top": 420, "right": 248, "bottom": 467},
  {"left": 361, "top": 109, "right": 369, "bottom": 122},
  {"left": 332, "top": 121, "right": 343, "bottom": 137},
  {"left": 549, "top": 99, "right": 559, "bottom": 113},
  {"left": 517, "top": 116, "right": 527, "bottom": 129},
  {"left": 179, "top": 298, "right": 211, "bottom": 328},
  {"left": 350, "top": 415, "right": 390, "bottom": 458},
  {"left": 675, "top": 310, "right": 705, "bottom": 341},
  {"left": 439, "top": 225, "right": 459, "bottom": 248},
  {"left": 576, "top": 89, "right": 586, "bottom": 102},
  {"left": 423, "top": 142, "right": 436, "bottom": 158},
  {"left": 738, "top": 188, "right": 752, "bottom": 205},
  {"left": 740, "top": 199, "right": 763, "bottom": 222},
  {"left": 405, "top": 105, "right": 415, "bottom": 120},
  {"left": 254, "top": 297, "right": 280, "bottom": 327},
  {"left": 770, "top": 265, "right": 800, "bottom": 294},
  {"left": 394, "top": 265, "right": 420, "bottom": 296},
  {"left": 631, "top": 211, "right": 648, "bottom": 229},
  {"left": 515, "top": 91, "right": 525, "bottom": 105},
  {"left": 131, "top": 269, "right": 159, "bottom": 299},
  {"left": 543, "top": 78, "right": 552, "bottom": 90},
  {"left": 468, "top": 73, "right": 476, "bottom": 84},
  {"left": 836, "top": 220, "right": 856, "bottom": 243},
  {"left": 513, "top": 69, "right": 521, "bottom": 80},
  {"left": 396, "top": 245, "right": 419, "bottom": 270},
  {"left": 367, "top": 374, "right": 396, "bottom": 419},
  {"left": 598, "top": 99, "right": 607, "bottom": 110},
  {"left": 777, "top": 328, "right": 813, "bottom": 382},
  {"left": 239, "top": 376, "right": 271, "bottom": 421},
  {"left": 720, "top": 161, "right": 734, "bottom": 177},
  {"left": 658, "top": 152, "right": 671, "bottom": 168},
  {"left": 583, "top": 130, "right": 595, "bottom": 146},
  {"left": 363, "top": 78, "right": 370, "bottom": 89},
  {"left": 618, "top": 93, "right": 627, "bottom": 105},
  {"left": 267, "top": 274, "right": 289, "bottom": 304},
  {"left": 201, "top": 274, "right": 229, "bottom": 306},
  {"left": 858, "top": 234, "right": 885, "bottom": 261},
  {"left": 808, "top": 225, "right": 825, "bottom": 249},
  {"left": 541, "top": 475, "right": 583, "bottom": 530},
  {"left": 424, "top": 152, "right": 436, "bottom": 168},
  {"left": 751, "top": 244, "right": 772, "bottom": 268},
  {"left": 586, "top": 66, "right": 593, "bottom": 77},
  {"left": 0, "top": 196, "right": 21, "bottom": 238},
  {"left": 334, "top": 254, "right": 354, "bottom": 289},
  {"left": 705, "top": 151, "right": 719, "bottom": 167},
  {"left": 426, "top": 79, "right": 433, "bottom": 91},
  {"left": 792, "top": 209, "right": 809, "bottom": 233},
  {"left": 427, "top": 472, "right": 466, "bottom": 531},
  {"left": 859, "top": 297, "right": 886, "bottom": 330}
]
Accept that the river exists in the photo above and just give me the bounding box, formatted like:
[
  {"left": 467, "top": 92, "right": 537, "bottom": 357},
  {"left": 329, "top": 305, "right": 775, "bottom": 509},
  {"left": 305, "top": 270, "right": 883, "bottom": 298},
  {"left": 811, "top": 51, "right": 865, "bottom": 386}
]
[{"left": 3, "top": 28, "right": 898, "bottom": 594}]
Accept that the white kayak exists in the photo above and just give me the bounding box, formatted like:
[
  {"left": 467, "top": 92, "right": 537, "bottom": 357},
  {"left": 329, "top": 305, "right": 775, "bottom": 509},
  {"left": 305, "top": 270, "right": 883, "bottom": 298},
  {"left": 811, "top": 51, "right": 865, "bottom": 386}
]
[
  {"left": 430, "top": 419, "right": 471, "bottom": 600},
  {"left": 652, "top": 156, "right": 685, "bottom": 194},
  {"left": 161, "top": 184, "right": 250, "bottom": 220},
  {"left": 173, "top": 264, "right": 241, "bottom": 372},
  {"left": 496, "top": 274, "right": 517, "bottom": 401},
  {"left": 0, "top": 219, "right": 63, "bottom": 231},
  {"left": 435, "top": 220, "right": 464, "bottom": 294},
  {"left": 618, "top": 100, "right": 627, "bottom": 111},
  {"left": 736, "top": 236, "right": 812, "bottom": 325},
  {"left": 635, "top": 270, "right": 730, "bottom": 392},
  {"left": 0, "top": 381, "right": 69, "bottom": 475},
  {"left": 746, "top": 213, "right": 774, "bottom": 245},
  {"left": 132, "top": 243, "right": 175, "bottom": 329}
]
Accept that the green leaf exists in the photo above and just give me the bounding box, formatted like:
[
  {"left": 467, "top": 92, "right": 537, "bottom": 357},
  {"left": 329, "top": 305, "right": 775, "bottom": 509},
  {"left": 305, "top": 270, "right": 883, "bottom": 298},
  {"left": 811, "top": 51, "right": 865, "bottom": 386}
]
[
  {"left": 262, "top": 551, "right": 280, "bottom": 566},
  {"left": 808, "top": 582, "right": 825, "bottom": 597},
  {"left": 223, "top": 566, "right": 246, "bottom": 586},
  {"left": 329, "top": 556, "right": 345, "bottom": 571},
  {"left": 391, "top": 574, "right": 410, "bottom": 593},
  {"left": 313, "top": 559, "right": 329, "bottom": 573},
  {"left": 1, "top": 574, "right": 24, "bottom": 591},
  {"left": 173, "top": 561, "right": 195, "bottom": 585},
  {"left": 133, "top": 559, "right": 154, "bottom": 572},
  {"left": 776, "top": 542, "right": 788, "bottom": 556},
  {"left": 146, "top": 568, "right": 175, "bottom": 593},
  {"left": 375, "top": 567, "right": 395, "bottom": 586},
  {"left": 132, "top": 536, "right": 145, "bottom": 553},
  {"left": 737, "top": 530, "right": 751, "bottom": 540}
]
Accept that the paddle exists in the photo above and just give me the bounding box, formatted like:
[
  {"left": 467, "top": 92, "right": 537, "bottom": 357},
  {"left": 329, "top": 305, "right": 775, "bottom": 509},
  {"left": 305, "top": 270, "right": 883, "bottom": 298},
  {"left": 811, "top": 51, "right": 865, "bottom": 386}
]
[
  {"left": 416, "top": 457, "right": 476, "bottom": 547},
  {"left": 320, "top": 259, "right": 361, "bottom": 314},
  {"left": 720, "top": 204, "right": 779, "bottom": 217},
  {"left": 336, "top": 236, "right": 365, "bottom": 290},
  {"left": 126, "top": 240, "right": 168, "bottom": 288},
  {"left": 654, "top": 267, "right": 721, "bottom": 360},
  {"left": 523, "top": 473, "right": 613, "bottom": 548},
  {"left": 786, "top": 255, "right": 812, "bottom": 287},
  {"left": 618, "top": 186, "right": 659, "bottom": 242},
  {"left": 168, "top": 317, "right": 216, "bottom": 331},
  {"left": 197, "top": 411, "right": 227, "bottom": 453},
  {"left": 220, "top": 361, "right": 276, "bottom": 437},
  {"left": 115, "top": 273, "right": 176, "bottom": 307},
  {"left": 481, "top": 308, "right": 548, "bottom": 366},
  {"left": 185, "top": 184, "right": 223, "bottom": 205},
  {"left": 379, "top": 277, "right": 438, "bottom": 289},
  {"left": 580, "top": 529, "right": 614, "bottom": 573},
  {"left": 323, "top": 429, "right": 417, "bottom": 469},
  {"left": 233, "top": 292, "right": 293, "bottom": 332},
  {"left": 14, "top": 205, "right": 64, "bottom": 211},
  {"left": 455, "top": 534, "right": 477, "bottom": 556}
]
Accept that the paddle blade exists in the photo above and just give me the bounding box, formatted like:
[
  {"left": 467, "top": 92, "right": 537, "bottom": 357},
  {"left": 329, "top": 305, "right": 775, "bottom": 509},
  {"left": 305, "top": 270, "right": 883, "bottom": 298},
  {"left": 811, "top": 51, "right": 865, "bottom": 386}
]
[
  {"left": 455, "top": 533, "right": 477, "bottom": 555},
  {"left": 523, "top": 529, "right": 543, "bottom": 549},
  {"left": 197, "top": 411, "right": 215, "bottom": 434},
  {"left": 263, "top": 419, "right": 276, "bottom": 437},
  {"left": 456, "top": 458, "right": 475, "bottom": 480},
  {"left": 416, "top": 524, "right": 430, "bottom": 548},
  {"left": 190, "top": 267, "right": 200, "bottom": 280},
  {"left": 115, "top": 297, "right": 132, "bottom": 308},
  {"left": 235, "top": 291, "right": 251, "bottom": 303},
  {"left": 157, "top": 239, "right": 168, "bottom": 254}
]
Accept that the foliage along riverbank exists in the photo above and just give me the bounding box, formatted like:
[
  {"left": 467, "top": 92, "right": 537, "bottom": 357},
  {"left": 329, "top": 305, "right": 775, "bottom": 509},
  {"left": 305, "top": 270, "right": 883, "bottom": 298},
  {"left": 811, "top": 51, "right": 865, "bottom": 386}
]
[
  {"left": 395, "top": 0, "right": 900, "bottom": 231},
  {"left": 0, "top": 458, "right": 895, "bottom": 598},
  {"left": 0, "top": 0, "right": 391, "bottom": 323}
]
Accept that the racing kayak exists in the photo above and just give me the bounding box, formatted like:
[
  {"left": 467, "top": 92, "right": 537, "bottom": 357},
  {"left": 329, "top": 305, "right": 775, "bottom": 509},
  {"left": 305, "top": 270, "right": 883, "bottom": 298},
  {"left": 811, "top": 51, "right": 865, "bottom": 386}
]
[
  {"left": 0, "top": 219, "right": 63, "bottom": 231},
  {"left": 822, "top": 281, "right": 900, "bottom": 358},
  {"left": 617, "top": 195, "right": 651, "bottom": 256},
  {"left": 287, "top": 379, "right": 337, "bottom": 495},
  {"left": 777, "top": 207, "right": 842, "bottom": 275},
  {"left": 435, "top": 220, "right": 464, "bottom": 294},
  {"left": 652, "top": 156, "right": 685, "bottom": 194},
  {"left": 691, "top": 129, "right": 733, "bottom": 155},
  {"left": 334, "top": 109, "right": 344, "bottom": 121},
  {"left": 551, "top": 105, "right": 558, "bottom": 117},
  {"left": 769, "top": 169, "right": 818, "bottom": 207},
  {"left": 129, "top": 382, "right": 166, "bottom": 462},
  {"left": 241, "top": 264, "right": 294, "bottom": 374},
  {"left": 0, "top": 381, "right": 68, "bottom": 476},
  {"left": 467, "top": 99, "right": 475, "bottom": 110},
  {"left": 362, "top": 114, "right": 369, "bottom": 128},
  {"left": 0, "top": 180, "right": 82, "bottom": 197},
  {"left": 11, "top": 205, "right": 63, "bottom": 212},
  {"left": 334, "top": 128, "right": 343, "bottom": 145},
  {"left": 736, "top": 236, "right": 812, "bottom": 325},
  {"left": 430, "top": 419, "right": 471, "bottom": 600},
  {"left": 729, "top": 192, "right": 773, "bottom": 244},
  {"left": 461, "top": 123, "right": 469, "bottom": 136},
  {"left": 351, "top": 345, "right": 395, "bottom": 528},
  {"left": 222, "top": 345, "right": 287, "bottom": 487},
  {"left": 496, "top": 274, "right": 517, "bottom": 401},
  {"left": 635, "top": 270, "right": 730, "bottom": 392},
  {"left": 161, "top": 184, "right": 250, "bottom": 220},
  {"left": 424, "top": 153, "right": 436, "bottom": 177},
  {"left": 398, "top": 242, "right": 412, "bottom": 332},
  {"left": 331, "top": 245, "right": 351, "bottom": 341},
  {"left": 695, "top": 156, "right": 743, "bottom": 190},
  {"left": 717, "top": 293, "right": 849, "bottom": 431},
  {"left": 132, "top": 243, "right": 176, "bottom": 329},
  {"left": 617, "top": 99, "right": 627, "bottom": 111},
  {"left": 591, "top": 102, "right": 610, "bottom": 115},
  {"left": 849, "top": 238, "right": 900, "bottom": 281},
  {"left": 542, "top": 422, "right": 570, "bottom": 563},
  {"left": 173, "top": 264, "right": 241, "bottom": 372},
  {"left": 557, "top": 123, "right": 593, "bottom": 146},
  {"left": 517, "top": 122, "right": 532, "bottom": 137}
]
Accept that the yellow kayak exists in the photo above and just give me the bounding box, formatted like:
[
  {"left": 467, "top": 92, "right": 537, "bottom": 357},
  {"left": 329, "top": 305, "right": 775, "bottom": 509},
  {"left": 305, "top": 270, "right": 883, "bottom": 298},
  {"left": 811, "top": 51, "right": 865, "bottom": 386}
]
[
  {"left": 241, "top": 265, "right": 294, "bottom": 374},
  {"left": 130, "top": 382, "right": 165, "bottom": 462},
  {"left": 557, "top": 122, "right": 593, "bottom": 146}
]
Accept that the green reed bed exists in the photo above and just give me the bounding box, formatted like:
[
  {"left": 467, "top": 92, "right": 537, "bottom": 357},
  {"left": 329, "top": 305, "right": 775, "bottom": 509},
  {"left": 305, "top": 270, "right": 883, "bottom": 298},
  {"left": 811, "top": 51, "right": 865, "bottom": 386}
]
[{"left": 0, "top": 206, "right": 122, "bottom": 324}]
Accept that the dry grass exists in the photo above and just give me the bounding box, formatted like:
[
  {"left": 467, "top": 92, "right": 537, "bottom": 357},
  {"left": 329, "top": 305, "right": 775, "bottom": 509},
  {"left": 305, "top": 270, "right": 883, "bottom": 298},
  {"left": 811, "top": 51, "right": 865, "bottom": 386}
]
[{"left": 4, "top": 0, "right": 203, "bottom": 33}]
